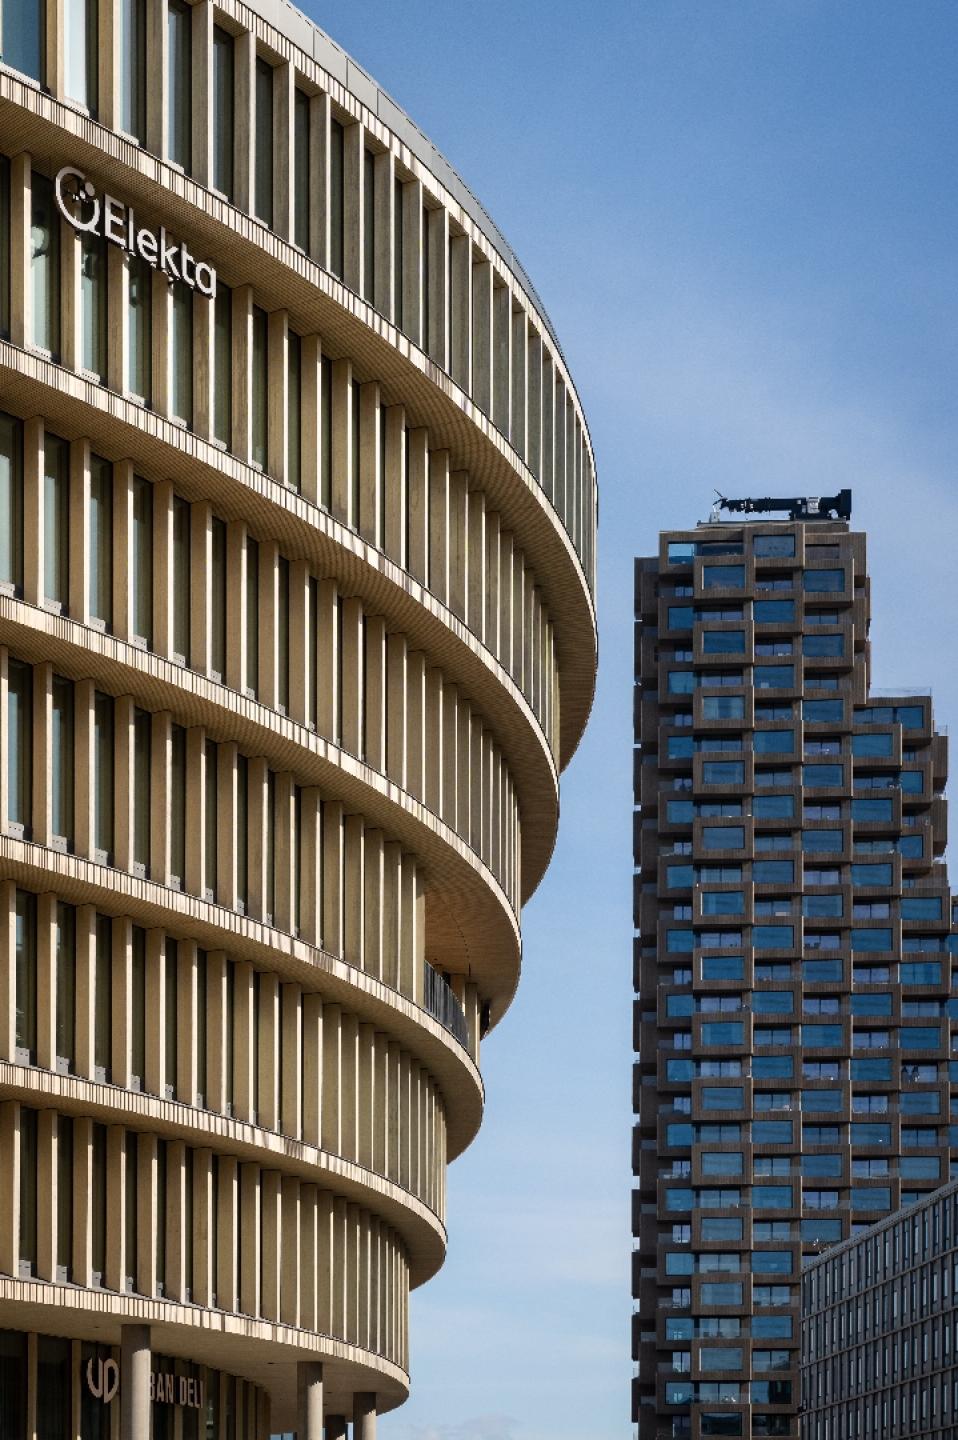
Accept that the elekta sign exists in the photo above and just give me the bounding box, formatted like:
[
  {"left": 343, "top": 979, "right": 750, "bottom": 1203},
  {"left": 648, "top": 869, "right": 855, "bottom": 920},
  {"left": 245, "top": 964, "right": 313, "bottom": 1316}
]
[{"left": 55, "top": 166, "right": 217, "bottom": 298}]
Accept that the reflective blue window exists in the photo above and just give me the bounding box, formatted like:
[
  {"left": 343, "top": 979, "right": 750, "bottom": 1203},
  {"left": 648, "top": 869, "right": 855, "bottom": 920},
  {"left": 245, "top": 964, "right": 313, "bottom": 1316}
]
[
  {"left": 754, "top": 729, "right": 794, "bottom": 754},
  {"left": 702, "top": 827, "right": 744, "bottom": 850},
  {"left": 900, "top": 1156, "right": 941, "bottom": 1180},
  {"left": 665, "top": 1252, "right": 694, "bottom": 1275},
  {"left": 901, "top": 897, "right": 942, "bottom": 921},
  {"left": 702, "top": 761, "right": 745, "bottom": 784},
  {"left": 804, "top": 634, "right": 844, "bottom": 657},
  {"left": 803, "top": 764, "right": 843, "bottom": 787},
  {"left": 701, "top": 956, "right": 745, "bottom": 981},
  {"left": 801, "top": 830, "right": 843, "bottom": 852},
  {"left": 667, "top": 930, "right": 694, "bottom": 954},
  {"left": 667, "top": 735, "right": 695, "bottom": 759},
  {"left": 753, "top": 860, "right": 794, "bottom": 884},
  {"left": 753, "top": 926, "right": 793, "bottom": 949},
  {"left": 702, "top": 695, "right": 745, "bottom": 720},
  {"left": 900, "top": 1092, "right": 939, "bottom": 1114},
  {"left": 801, "top": 1090, "right": 843, "bottom": 1110},
  {"left": 852, "top": 732, "right": 893, "bottom": 757},
  {"left": 752, "top": 1251, "right": 792, "bottom": 1275},
  {"left": 665, "top": 1188, "right": 693, "bottom": 1211},
  {"left": 851, "top": 863, "right": 892, "bottom": 885},
  {"left": 852, "top": 798, "right": 893, "bottom": 821},
  {"left": 851, "top": 928, "right": 892, "bottom": 952},
  {"left": 701, "top": 1151, "right": 743, "bottom": 1175},
  {"left": 753, "top": 794, "right": 795, "bottom": 819},
  {"left": 850, "top": 1123, "right": 890, "bottom": 1145},
  {"left": 753, "top": 599, "right": 794, "bottom": 623},
  {"left": 800, "top": 1218, "right": 842, "bottom": 1243},
  {"left": 667, "top": 801, "right": 694, "bottom": 823},
  {"left": 702, "top": 892, "right": 744, "bottom": 917},
  {"left": 850, "top": 994, "right": 892, "bottom": 1016},
  {"left": 899, "top": 770, "right": 924, "bottom": 794},
  {"left": 701, "top": 1217, "right": 743, "bottom": 1241},
  {"left": 703, "top": 565, "right": 745, "bottom": 589},
  {"left": 802, "top": 1024, "right": 842, "bottom": 1047},
  {"left": 667, "top": 865, "right": 694, "bottom": 889},
  {"left": 900, "top": 962, "right": 941, "bottom": 985},
  {"left": 804, "top": 569, "right": 845, "bottom": 592},
  {"left": 666, "top": 1061, "right": 694, "bottom": 1082},
  {"left": 702, "top": 1088, "right": 743, "bottom": 1110},
  {"left": 753, "top": 1120, "right": 792, "bottom": 1143},
  {"left": 703, "top": 630, "right": 745, "bottom": 653},
  {"left": 668, "top": 671, "right": 695, "bottom": 694},
  {"left": 803, "top": 699, "right": 844, "bottom": 723},
  {"left": 850, "top": 1058, "right": 892, "bottom": 1081},
  {"left": 803, "top": 894, "right": 843, "bottom": 918},
  {"left": 754, "top": 665, "right": 793, "bottom": 689},
  {"left": 900, "top": 1026, "right": 939, "bottom": 1049},
  {"left": 753, "top": 1056, "right": 794, "bottom": 1078},
  {"left": 850, "top": 1188, "right": 890, "bottom": 1212},
  {"left": 752, "top": 992, "right": 793, "bottom": 1014},
  {"left": 667, "top": 995, "right": 694, "bottom": 1017},
  {"left": 803, "top": 959, "right": 843, "bottom": 982},
  {"left": 753, "top": 1185, "right": 791, "bottom": 1208},
  {"left": 801, "top": 1154, "right": 842, "bottom": 1177},
  {"left": 701, "top": 1022, "right": 744, "bottom": 1045},
  {"left": 668, "top": 605, "right": 694, "bottom": 630}
]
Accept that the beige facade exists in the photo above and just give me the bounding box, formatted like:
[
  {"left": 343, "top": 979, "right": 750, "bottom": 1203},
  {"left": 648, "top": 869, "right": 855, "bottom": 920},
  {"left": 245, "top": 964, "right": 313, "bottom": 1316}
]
[{"left": 0, "top": 1, "right": 598, "bottom": 1435}]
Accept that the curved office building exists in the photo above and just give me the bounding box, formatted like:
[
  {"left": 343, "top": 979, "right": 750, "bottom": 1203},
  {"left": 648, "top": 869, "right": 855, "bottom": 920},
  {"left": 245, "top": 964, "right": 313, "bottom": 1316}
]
[{"left": 0, "top": 1, "right": 597, "bottom": 1435}]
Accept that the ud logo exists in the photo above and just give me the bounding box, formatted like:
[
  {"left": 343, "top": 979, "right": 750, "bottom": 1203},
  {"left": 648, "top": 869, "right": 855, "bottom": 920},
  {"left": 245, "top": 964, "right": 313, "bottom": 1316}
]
[{"left": 86, "top": 1356, "right": 120, "bottom": 1405}]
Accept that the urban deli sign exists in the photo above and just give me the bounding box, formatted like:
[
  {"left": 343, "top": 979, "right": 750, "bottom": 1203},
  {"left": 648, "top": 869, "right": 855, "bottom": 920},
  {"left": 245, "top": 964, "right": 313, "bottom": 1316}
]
[
  {"left": 55, "top": 166, "right": 217, "bottom": 297},
  {"left": 85, "top": 1356, "right": 206, "bottom": 1410}
]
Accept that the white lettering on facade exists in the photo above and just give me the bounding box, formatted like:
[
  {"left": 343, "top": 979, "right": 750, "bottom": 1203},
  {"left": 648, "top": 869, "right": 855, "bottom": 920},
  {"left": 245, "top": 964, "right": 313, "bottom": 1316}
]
[{"left": 55, "top": 167, "right": 217, "bottom": 299}]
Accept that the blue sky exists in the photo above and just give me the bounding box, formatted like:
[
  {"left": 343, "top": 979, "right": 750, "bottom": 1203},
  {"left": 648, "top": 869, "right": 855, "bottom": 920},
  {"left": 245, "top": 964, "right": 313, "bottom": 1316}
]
[{"left": 306, "top": 4, "right": 958, "bottom": 1436}]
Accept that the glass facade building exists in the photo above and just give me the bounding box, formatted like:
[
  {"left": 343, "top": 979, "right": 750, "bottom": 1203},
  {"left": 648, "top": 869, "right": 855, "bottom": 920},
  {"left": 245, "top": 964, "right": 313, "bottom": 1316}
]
[
  {"left": 632, "top": 516, "right": 954, "bottom": 1439},
  {"left": 802, "top": 1180, "right": 958, "bottom": 1439},
  {"left": 0, "top": 1, "right": 598, "bottom": 1436}
]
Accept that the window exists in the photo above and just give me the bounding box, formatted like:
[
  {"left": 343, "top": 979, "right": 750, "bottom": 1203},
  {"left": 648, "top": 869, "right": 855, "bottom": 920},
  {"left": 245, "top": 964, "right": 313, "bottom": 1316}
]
[
  {"left": 804, "top": 699, "right": 844, "bottom": 723},
  {"left": 702, "top": 564, "right": 744, "bottom": 589},
  {"left": 802, "top": 1024, "right": 841, "bottom": 1046},
  {"left": 804, "top": 633, "right": 844, "bottom": 657},
  {"left": 668, "top": 604, "right": 693, "bottom": 630},
  {"left": 803, "top": 763, "right": 842, "bottom": 787},
  {"left": 329, "top": 118, "right": 346, "bottom": 280},
  {"left": 803, "top": 894, "right": 843, "bottom": 918},
  {"left": 251, "top": 305, "right": 268, "bottom": 469},
  {"left": 119, "top": 0, "right": 147, "bottom": 141},
  {"left": 170, "top": 284, "right": 193, "bottom": 424},
  {"left": 213, "top": 281, "right": 232, "bottom": 447},
  {"left": 127, "top": 255, "right": 152, "bottom": 400},
  {"left": 78, "top": 230, "right": 108, "bottom": 380},
  {"left": 753, "top": 991, "right": 793, "bottom": 1015},
  {"left": 30, "top": 173, "right": 60, "bottom": 357},
  {"left": 804, "top": 568, "right": 844, "bottom": 592},
  {"left": 167, "top": 0, "right": 192, "bottom": 170},
  {"left": 752, "top": 795, "right": 794, "bottom": 819},
  {"left": 702, "top": 695, "right": 744, "bottom": 720},
  {"left": 254, "top": 57, "right": 274, "bottom": 224},
  {"left": 15, "top": 890, "right": 37, "bottom": 1061},
  {"left": 754, "top": 665, "right": 793, "bottom": 689},
  {"left": 64, "top": 0, "right": 98, "bottom": 111},
  {"left": 800, "top": 1217, "right": 842, "bottom": 1242},
  {"left": 753, "top": 926, "right": 793, "bottom": 949},
  {"left": 702, "top": 1088, "right": 743, "bottom": 1110},
  {"left": 902, "top": 897, "right": 942, "bottom": 921},
  {"left": 294, "top": 88, "right": 311, "bottom": 252},
  {"left": 754, "top": 534, "right": 795, "bottom": 558},
  {"left": 131, "top": 475, "right": 152, "bottom": 644},
  {"left": 701, "top": 1022, "right": 743, "bottom": 1045},
  {"left": 753, "top": 1185, "right": 791, "bottom": 1209},
  {"left": 753, "top": 599, "right": 794, "bottom": 623},
  {"left": 212, "top": 26, "right": 235, "bottom": 198},
  {"left": 7, "top": 659, "right": 32, "bottom": 833},
  {"left": 701, "top": 956, "right": 744, "bottom": 981},
  {"left": 701, "top": 893, "right": 743, "bottom": 920},
  {"left": 41, "top": 433, "right": 69, "bottom": 610},
  {"left": 702, "top": 826, "right": 744, "bottom": 850},
  {"left": 702, "top": 630, "right": 744, "bottom": 653},
  {"left": 51, "top": 675, "right": 73, "bottom": 845},
  {"left": 754, "top": 729, "right": 793, "bottom": 754},
  {"left": 287, "top": 331, "right": 302, "bottom": 491},
  {"left": 851, "top": 927, "right": 892, "bottom": 952},
  {"left": 753, "top": 1057, "right": 793, "bottom": 1078},
  {"left": 93, "top": 693, "right": 114, "bottom": 861}
]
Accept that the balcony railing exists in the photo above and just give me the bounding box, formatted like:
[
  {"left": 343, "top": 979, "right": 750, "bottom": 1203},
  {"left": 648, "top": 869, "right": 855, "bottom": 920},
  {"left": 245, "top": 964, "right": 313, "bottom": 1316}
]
[{"left": 423, "top": 962, "right": 469, "bottom": 1049}]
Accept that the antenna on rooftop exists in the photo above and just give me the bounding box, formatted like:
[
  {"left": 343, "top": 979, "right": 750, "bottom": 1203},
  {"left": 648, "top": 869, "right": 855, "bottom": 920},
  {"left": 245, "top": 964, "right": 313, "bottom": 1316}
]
[{"left": 709, "top": 489, "right": 852, "bottom": 524}]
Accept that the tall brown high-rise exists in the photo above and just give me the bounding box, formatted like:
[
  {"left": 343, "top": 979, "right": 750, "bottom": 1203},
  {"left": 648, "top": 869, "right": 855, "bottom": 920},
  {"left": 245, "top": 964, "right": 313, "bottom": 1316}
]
[{"left": 632, "top": 505, "right": 952, "bottom": 1440}]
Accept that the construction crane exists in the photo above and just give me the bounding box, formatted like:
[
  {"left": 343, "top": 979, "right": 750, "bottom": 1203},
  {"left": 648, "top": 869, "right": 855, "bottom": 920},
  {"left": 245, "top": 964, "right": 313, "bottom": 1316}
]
[{"left": 709, "top": 489, "right": 852, "bottom": 523}]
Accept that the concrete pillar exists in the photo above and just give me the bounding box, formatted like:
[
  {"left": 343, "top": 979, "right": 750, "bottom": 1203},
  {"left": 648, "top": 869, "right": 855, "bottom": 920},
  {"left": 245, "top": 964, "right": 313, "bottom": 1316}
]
[
  {"left": 354, "top": 1392, "right": 377, "bottom": 1440},
  {"left": 120, "top": 1324, "right": 151, "bottom": 1440},
  {"left": 297, "top": 1361, "right": 324, "bottom": 1440}
]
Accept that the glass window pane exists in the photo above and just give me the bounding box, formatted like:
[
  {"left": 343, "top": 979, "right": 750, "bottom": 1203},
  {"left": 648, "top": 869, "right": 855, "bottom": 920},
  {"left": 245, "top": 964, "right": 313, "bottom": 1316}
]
[
  {"left": 212, "top": 26, "right": 234, "bottom": 198},
  {"left": 254, "top": 57, "right": 273, "bottom": 224},
  {"left": 213, "top": 281, "right": 232, "bottom": 446},
  {"left": 294, "top": 88, "right": 310, "bottom": 251},
  {"left": 64, "top": 0, "right": 98, "bottom": 111},
  {"left": 30, "top": 172, "right": 60, "bottom": 357},
  {"left": 55, "top": 904, "right": 75, "bottom": 1069},
  {"left": 7, "top": 658, "right": 32, "bottom": 831},
  {"left": 2, "top": 0, "right": 44, "bottom": 82},
  {"left": 15, "top": 890, "right": 37, "bottom": 1059},
  {"left": 94, "top": 692, "right": 114, "bottom": 859},
  {"left": 51, "top": 674, "right": 74, "bottom": 843},
  {"left": 330, "top": 119, "right": 345, "bottom": 279},
  {"left": 43, "top": 432, "right": 69, "bottom": 607},
  {"left": 170, "top": 284, "right": 193, "bottom": 424},
  {"left": 0, "top": 155, "right": 11, "bottom": 337},
  {"left": 119, "top": 0, "right": 147, "bottom": 140},
  {"left": 80, "top": 232, "right": 107, "bottom": 378},
  {"left": 131, "top": 474, "right": 152, "bottom": 643},
  {"left": 251, "top": 306, "right": 268, "bottom": 468},
  {"left": 0, "top": 410, "right": 23, "bottom": 590},
  {"left": 88, "top": 454, "right": 112, "bottom": 626},
  {"left": 127, "top": 255, "right": 152, "bottom": 399},
  {"left": 287, "top": 330, "right": 301, "bottom": 491},
  {"left": 167, "top": 0, "right": 192, "bottom": 170}
]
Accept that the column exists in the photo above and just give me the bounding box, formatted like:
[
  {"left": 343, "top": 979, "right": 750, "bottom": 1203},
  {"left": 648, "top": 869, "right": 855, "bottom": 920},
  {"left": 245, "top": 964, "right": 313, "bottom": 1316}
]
[
  {"left": 354, "top": 1393, "right": 377, "bottom": 1440},
  {"left": 297, "top": 1361, "right": 324, "bottom": 1440},
  {"left": 120, "top": 1325, "right": 151, "bottom": 1440}
]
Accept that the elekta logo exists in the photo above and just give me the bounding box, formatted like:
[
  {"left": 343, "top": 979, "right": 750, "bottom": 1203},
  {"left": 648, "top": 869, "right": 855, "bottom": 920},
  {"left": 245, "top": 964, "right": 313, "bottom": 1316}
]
[{"left": 55, "top": 166, "right": 217, "bottom": 298}]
